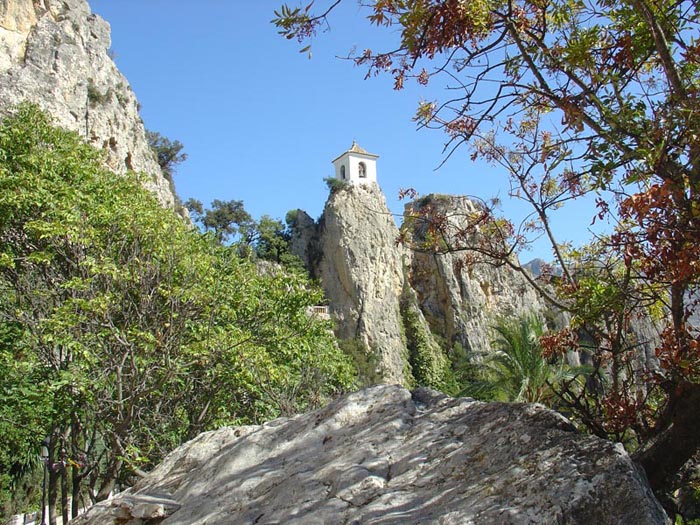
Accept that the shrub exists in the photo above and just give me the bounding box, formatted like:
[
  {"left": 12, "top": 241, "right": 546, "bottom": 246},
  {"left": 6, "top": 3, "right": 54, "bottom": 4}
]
[{"left": 324, "top": 176, "right": 348, "bottom": 194}]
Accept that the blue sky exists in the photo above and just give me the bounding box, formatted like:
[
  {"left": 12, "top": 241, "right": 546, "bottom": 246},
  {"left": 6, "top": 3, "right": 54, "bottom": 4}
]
[{"left": 88, "top": 1, "right": 601, "bottom": 262}]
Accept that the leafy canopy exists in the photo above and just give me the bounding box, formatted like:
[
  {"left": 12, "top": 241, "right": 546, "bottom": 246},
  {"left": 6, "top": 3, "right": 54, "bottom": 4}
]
[
  {"left": 185, "top": 198, "right": 305, "bottom": 270},
  {"left": 0, "top": 103, "right": 356, "bottom": 519},
  {"left": 146, "top": 129, "right": 187, "bottom": 179}
]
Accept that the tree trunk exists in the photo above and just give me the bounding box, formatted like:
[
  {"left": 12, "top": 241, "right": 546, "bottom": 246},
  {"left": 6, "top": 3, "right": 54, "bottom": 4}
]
[
  {"left": 61, "top": 468, "right": 69, "bottom": 525},
  {"left": 71, "top": 413, "right": 83, "bottom": 519},
  {"left": 72, "top": 466, "right": 82, "bottom": 519},
  {"left": 95, "top": 457, "right": 122, "bottom": 502},
  {"left": 47, "top": 446, "right": 58, "bottom": 525},
  {"left": 634, "top": 381, "right": 700, "bottom": 494}
]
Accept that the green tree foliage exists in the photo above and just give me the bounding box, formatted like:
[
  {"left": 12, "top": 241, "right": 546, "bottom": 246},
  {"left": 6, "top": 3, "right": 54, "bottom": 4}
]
[
  {"left": 324, "top": 176, "right": 348, "bottom": 194},
  {"left": 274, "top": 0, "right": 700, "bottom": 509},
  {"left": 0, "top": 321, "right": 48, "bottom": 517},
  {"left": 185, "top": 198, "right": 255, "bottom": 245},
  {"left": 255, "top": 215, "right": 289, "bottom": 261},
  {"left": 485, "top": 314, "right": 551, "bottom": 403},
  {"left": 146, "top": 129, "right": 187, "bottom": 204},
  {"left": 399, "top": 288, "right": 454, "bottom": 392},
  {"left": 253, "top": 215, "right": 305, "bottom": 270},
  {"left": 337, "top": 338, "right": 384, "bottom": 388},
  {"left": 145, "top": 130, "right": 187, "bottom": 179},
  {"left": 0, "top": 104, "right": 355, "bottom": 521},
  {"left": 186, "top": 199, "right": 305, "bottom": 271}
]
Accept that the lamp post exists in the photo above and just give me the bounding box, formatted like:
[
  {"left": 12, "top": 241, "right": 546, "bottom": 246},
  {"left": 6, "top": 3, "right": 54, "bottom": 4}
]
[{"left": 40, "top": 437, "right": 49, "bottom": 525}]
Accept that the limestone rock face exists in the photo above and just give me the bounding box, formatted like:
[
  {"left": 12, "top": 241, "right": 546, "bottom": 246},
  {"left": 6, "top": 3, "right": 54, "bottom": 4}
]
[
  {"left": 316, "top": 184, "right": 409, "bottom": 384},
  {"left": 292, "top": 187, "right": 550, "bottom": 383},
  {"left": 406, "top": 194, "right": 547, "bottom": 353},
  {"left": 0, "top": 0, "right": 37, "bottom": 72},
  {"left": 0, "top": 0, "right": 176, "bottom": 206},
  {"left": 73, "top": 385, "right": 669, "bottom": 525}
]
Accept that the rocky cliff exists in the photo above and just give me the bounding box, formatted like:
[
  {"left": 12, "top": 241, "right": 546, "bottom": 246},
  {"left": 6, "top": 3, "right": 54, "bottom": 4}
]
[
  {"left": 0, "top": 0, "right": 176, "bottom": 206},
  {"left": 405, "top": 194, "right": 546, "bottom": 354},
  {"left": 73, "top": 385, "right": 670, "bottom": 525},
  {"left": 292, "top": 185, "right": 548, "bottom": 385},
  {"left": 305, "top": 184, "right": 410, "bottom": 384}
]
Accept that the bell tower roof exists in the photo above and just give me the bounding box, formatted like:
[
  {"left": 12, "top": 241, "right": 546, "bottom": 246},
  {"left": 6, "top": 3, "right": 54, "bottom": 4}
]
[{"left": 332, "top": 141, "right": 379, "bottom": 163}]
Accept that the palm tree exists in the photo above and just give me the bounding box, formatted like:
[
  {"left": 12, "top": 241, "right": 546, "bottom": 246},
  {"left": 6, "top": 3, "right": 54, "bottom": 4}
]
[{"left": 480, "top": 313, "right": 583, "bottom": 404}]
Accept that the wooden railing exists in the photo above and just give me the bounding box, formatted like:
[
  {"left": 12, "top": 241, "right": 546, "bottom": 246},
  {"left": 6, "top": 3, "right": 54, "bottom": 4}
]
[{"left": 307, "top": 305, "right": 330, "bottom": 319}]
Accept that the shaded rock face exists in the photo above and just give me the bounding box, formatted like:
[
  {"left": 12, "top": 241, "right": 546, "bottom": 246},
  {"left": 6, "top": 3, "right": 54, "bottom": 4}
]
[
  {"left": 288, "top": 208, "right": 319, "bottom": 274},
  {"left": 74, "top": 385, "right": 669, "bottom": 525},
  {"left": 0, "top": 0, "right": 176, "bottom": 206},
  {"left": 406, "top": 195, "right": 547, "bottom": 353}
]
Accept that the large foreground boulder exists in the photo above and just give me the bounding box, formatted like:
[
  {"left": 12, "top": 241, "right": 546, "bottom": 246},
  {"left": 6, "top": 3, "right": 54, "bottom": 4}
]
[{"left": 74, "top": 385, "right": 669, "bottom": 524}]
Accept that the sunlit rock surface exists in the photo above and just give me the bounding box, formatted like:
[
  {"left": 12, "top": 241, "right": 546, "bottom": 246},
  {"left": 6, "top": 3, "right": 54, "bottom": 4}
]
[
  {"left": 315, "top": 185, "right": 409, "bottom": 384},
  {"left": 0, "top": 0, "right": 176, "bottom": 206},
  {"left": 405, "top": 194, "right": 547, "bottom": 354},
  {"left": 292, "top": 188, "right": 550, "bottom": 383},
  {"left": 74, "top": 385, "right": 669, "bottom": 525}
]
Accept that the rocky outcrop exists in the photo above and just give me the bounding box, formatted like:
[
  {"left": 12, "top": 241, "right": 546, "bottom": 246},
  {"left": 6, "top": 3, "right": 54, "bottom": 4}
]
[
  {"left": 0, "top": 0, "right": 176, "bottom": 206},
  {"left": 406, "top": 194, "right": 547, "bottom": 353},
  {"left": 315, "top": 184, "right": 409, "bottom": 384},
  {"left": 292, "top": 186, "right": 549, "bottom": 384},
  {"left": 288, "top": 208, "right": 320, "bottom": 273},
  {"left": 73, "top": 385, "right": 670, "bottom": 525}
]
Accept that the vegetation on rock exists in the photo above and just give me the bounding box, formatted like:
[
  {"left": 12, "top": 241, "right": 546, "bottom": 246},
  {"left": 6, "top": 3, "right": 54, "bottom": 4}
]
[
  {"left": 145, "top": 130, "right": 187, "bottom": 181},
  {"left": 323, "top": 176, "right": 348, "bottom": 194},
  {"left": 146, "top": 130, "right": 187, "bottom": 201},
  {"left": 399, "top": 285, "right": 454, "bottom": 392},
  {"left": 337, "top": 338, "right": 383, "bottom": 387}
]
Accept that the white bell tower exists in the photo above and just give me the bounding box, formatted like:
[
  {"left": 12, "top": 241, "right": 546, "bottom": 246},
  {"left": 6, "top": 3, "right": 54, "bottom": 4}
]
[{"left": 332, "top": 141, "right": 379, "bottom": 185}]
